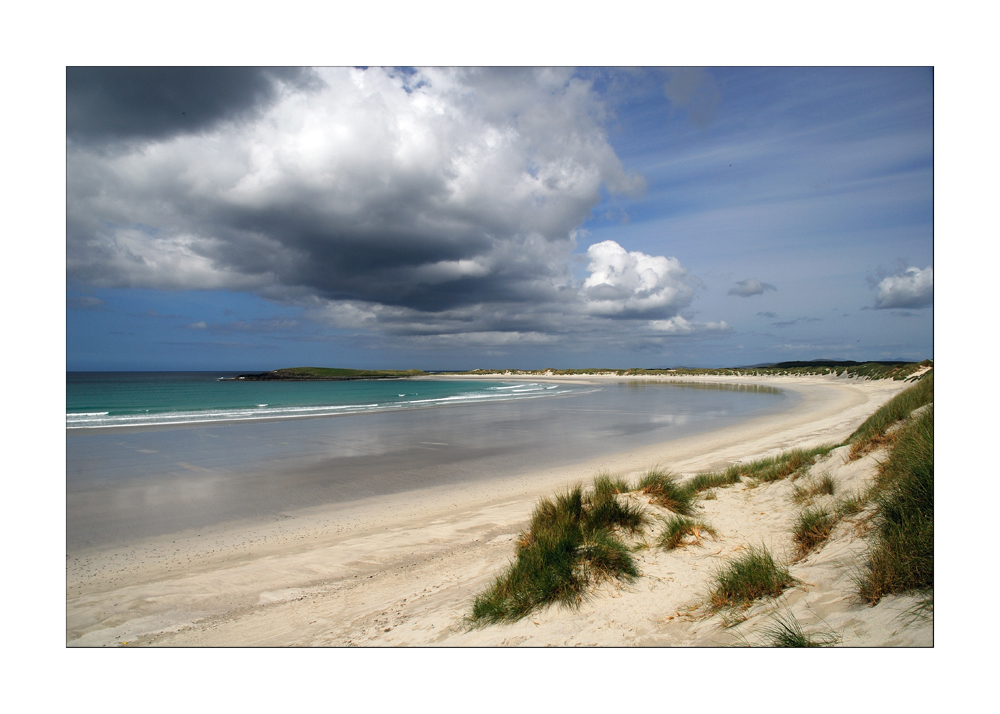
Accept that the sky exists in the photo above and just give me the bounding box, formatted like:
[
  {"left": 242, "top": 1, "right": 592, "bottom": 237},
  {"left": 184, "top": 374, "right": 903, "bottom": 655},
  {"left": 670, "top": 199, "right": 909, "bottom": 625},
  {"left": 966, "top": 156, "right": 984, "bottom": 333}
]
[{"left": 66, "top": 66, "right": 933, "bottom": 371}]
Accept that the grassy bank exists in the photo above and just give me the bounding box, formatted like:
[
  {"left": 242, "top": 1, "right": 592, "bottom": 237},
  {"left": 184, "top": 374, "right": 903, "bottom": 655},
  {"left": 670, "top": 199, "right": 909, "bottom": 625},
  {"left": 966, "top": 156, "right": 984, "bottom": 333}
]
[
  {"left": 856, "top": 405, "right": 934, "bottom": 602},
  {"left": 847, "top": 369, "right": 933, "bottom": 458}
]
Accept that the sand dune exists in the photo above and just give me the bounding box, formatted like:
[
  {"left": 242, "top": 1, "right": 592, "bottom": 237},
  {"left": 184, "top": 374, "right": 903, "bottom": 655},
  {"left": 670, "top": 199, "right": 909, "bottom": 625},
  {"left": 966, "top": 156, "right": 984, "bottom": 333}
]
[{"left": 66, "top": 372, "right": 930, "bottom": 647}]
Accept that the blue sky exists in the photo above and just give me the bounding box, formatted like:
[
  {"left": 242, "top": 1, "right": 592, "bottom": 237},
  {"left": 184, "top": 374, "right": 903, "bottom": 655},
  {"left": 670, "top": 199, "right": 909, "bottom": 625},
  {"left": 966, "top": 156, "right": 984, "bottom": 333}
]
[{"left": 67, "top": 67, "right": 932, "bottom": 371}]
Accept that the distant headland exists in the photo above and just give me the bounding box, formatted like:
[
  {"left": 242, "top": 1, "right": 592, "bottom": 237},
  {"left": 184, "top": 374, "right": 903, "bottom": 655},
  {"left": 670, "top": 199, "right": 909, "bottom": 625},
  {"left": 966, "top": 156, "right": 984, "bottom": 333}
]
[{"left": 227, "top": 367, "right": 425, "bottom": 381}]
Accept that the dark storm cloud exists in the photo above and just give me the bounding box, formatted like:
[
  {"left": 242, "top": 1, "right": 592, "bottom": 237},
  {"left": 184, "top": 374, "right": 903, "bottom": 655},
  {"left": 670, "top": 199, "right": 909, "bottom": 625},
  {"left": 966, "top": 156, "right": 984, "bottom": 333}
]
[
  {"left": 67, "top": 67, "right": 731, "bottom": 348},
  {"left": 67, "top": 67, "right": 321, "bottom": 144}
]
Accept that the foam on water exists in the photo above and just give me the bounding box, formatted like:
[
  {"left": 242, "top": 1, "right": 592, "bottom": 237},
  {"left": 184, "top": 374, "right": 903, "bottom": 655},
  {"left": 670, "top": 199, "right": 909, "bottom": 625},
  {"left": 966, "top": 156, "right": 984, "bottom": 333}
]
[{"left": 66, "top": 375, "right": 586, "bottom": 429}]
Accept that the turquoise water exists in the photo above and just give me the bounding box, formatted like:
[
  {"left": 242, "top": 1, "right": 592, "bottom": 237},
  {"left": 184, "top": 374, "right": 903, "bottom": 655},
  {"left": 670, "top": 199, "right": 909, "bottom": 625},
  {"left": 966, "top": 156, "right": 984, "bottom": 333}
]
[{"left": 66, "top": 372, "right": 579, "bottom": 428}]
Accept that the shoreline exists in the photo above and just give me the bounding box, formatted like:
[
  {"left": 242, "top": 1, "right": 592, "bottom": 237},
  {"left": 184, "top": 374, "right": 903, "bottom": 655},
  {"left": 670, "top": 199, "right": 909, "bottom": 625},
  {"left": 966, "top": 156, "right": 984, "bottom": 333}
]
[{"left": 66, "top": 373, "right": 920, "bottom": 647}]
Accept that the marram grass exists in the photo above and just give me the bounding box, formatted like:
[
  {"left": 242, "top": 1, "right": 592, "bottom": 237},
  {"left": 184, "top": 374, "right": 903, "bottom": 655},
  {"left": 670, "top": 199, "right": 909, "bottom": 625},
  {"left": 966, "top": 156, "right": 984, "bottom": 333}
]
[
  {"left": 657, "top": 515, "right": 717, "bottom": 550},
  {"left": 848, "top": 370, "right": 932, "bottom": 459},
  {"left": 638, "top": 469, "right": 696, "bottom": 515},
  {"left": 709, "top": 545, "right": 793, "bottom": 610},
  {"left": 856, "top": 407, "right": 933, "bottom": 603},
  {"left": 468, "top": 479, "right": 646, "bottom": 626},
  {"left": 757, "top": 612, "right": 841, "bottom": 647},
  {"left": 793, "top": 507, "right": 835, "bottom": 559}
]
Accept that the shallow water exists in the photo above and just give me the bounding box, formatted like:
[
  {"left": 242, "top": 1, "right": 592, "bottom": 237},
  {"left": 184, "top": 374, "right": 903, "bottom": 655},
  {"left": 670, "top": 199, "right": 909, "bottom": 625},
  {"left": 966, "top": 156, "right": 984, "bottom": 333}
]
[{"left": 66, "top": 380, "right": 793, "bottom": 550}]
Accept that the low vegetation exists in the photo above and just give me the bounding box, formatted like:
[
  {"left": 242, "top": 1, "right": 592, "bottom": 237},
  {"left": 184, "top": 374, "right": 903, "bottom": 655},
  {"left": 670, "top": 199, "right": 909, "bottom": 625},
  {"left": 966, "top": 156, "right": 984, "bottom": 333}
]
[
  {"left": 657, "top": 515, "right": 717, "bottom": 550},
  {"left": 709, "top": 545, "right": 794, "bottom": 611},
  {"left": 683, "top": 470, "right": 742, "bottom": 495},
  {"left": 468, "top": 483, "right": 646, "bottom": 625},
  {"left": 791, "top": 473, "right": 836, "bottom": 504},
  {"left": 638, "top": 469, "right": 696, "bottom": 515},
  {"left": 591, "top": 473, "right": 632, "bottom": 500},
  {"left": 856, "top": 406, "right": 933, "bottom": 603},
  {"left": 834, "top": 492, "right": 867, "bottom": 518},
  {"left": 755, "top": 612, "right": 841, "bottom": 647},
  {"left": 847, "top": 369, "right": 933, "bottom": 459},
  {"left": 726, "top": 445, "right": 835, "bottom": 486},
  {"left": 793, "top": 507, "right": 836, "bottom": 559}
]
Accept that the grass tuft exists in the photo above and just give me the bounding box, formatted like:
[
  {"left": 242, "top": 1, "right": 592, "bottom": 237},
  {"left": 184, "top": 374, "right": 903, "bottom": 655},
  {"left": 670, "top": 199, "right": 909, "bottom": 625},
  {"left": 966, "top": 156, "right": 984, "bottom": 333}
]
[
  {"left": 856, "top": 407, "right": 933, "bottom": 603},
  {"left": 469, "top": 479, "right": 645, "bottom": 626},
  {"left": 793, "top": 507, "right": 835, "bottom": 559},
  {"left": 584, "top": 493, "right": 649, "bottom": 535},
  {"left": 757, "top": 612, "right": 841, "bottom": 647},
  {"left": 638, "top": 469, "right": 696, "bottom": 515},
  {"left": 835, "top": 492, "right": 867, "bottom": 518},
  {"left": 709, "top": 545, "right": 793, "bottom": 610},
  {"left": 590, "top": 473, "right": 632, "bottom": 501},
  {"left": 657, "top": 515, "right": 718, "bottom": 550},
  {"left": 791, "top": 473, "right": 837, "bottom": 504}
]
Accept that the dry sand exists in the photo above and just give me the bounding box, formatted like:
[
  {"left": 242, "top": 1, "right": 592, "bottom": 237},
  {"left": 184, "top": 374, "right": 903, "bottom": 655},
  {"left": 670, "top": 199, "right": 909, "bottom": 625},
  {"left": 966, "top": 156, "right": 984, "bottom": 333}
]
[{"left": 66, "top": 372, "right": 931, "bottom": 647}]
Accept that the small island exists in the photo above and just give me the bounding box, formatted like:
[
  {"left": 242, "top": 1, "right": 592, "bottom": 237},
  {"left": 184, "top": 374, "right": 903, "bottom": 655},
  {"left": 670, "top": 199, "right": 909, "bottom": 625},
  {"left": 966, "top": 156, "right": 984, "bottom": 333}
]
[{"left": 228, "top": 367, "right": 425, "bottom": 381}]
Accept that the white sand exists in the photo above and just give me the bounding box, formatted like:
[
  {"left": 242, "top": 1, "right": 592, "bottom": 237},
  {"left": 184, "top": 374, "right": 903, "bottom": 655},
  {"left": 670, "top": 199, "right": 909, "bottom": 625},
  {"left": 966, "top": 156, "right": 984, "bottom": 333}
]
[{"left": 66, "top": 372, "right": 931, "bottom": 647}]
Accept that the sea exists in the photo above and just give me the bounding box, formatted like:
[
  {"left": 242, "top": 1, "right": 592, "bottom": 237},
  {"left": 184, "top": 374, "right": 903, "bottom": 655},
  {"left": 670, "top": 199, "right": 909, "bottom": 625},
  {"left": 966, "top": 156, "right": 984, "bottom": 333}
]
[
  {"left": 66, "top": 371, "right": 575, "bottom": 429},
  {"left": 66, "top": 372, "right": 792, "bottom": 549}
]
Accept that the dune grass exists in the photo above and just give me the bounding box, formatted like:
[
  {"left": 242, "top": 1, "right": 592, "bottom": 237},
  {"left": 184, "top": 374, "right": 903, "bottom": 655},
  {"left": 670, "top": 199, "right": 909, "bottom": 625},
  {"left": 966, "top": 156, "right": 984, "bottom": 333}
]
[
  {"left": 657, "top": 515, "right": 718, "bottom": 550},
  {"left": 791, "top": 473, "right": 837, "bottom": 504},
  {"left": 856, "top": 406, "right": 933, "bottom": 603},
  {"left": 638, "top": 469, "right": 696, "bottom": 515},
  {"left": 591, "top": 473, "right": 632, "bottom": 500},
  {"left": 793, "top": 507, "right": 836, "bottom": 559},
  {"left": 468, "top": 480, "right": 647, "bottom": 625},
  {"left": 847, "top": 370, "right": 933, "bottom": 459},
  {"left": 756, "top": 612, "right": 841, "bottom": 647},
  {"left": 834, "top": 491, "right": 867, "bottom": 518},
  {"left": 727, "top": 445, "right": 835, "bottom": 486},
  {"left": 709, "top": 545, "right": 794, "bottom": 611},
  {"left": 682, "top": 469, "right": 742, "bottom": 496}
]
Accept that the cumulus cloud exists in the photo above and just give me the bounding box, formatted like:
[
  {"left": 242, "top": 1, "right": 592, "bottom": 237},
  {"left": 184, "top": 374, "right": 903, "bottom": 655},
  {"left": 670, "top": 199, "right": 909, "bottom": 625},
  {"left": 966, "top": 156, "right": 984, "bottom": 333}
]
[
  {"left": 873, "top": 266, "right": 933, "bottom": 309},
  {"left": 67, "top": 67, "right": 730, "bottom": 351},
  {"left": 582, "top": 240, "right": 695, "bottom": 318},
  {"left": 647, "top": 316, "right": 729, "bottom": 334},
  {"left": 728, "top": 278, "right": 777, "bottom": 297}
]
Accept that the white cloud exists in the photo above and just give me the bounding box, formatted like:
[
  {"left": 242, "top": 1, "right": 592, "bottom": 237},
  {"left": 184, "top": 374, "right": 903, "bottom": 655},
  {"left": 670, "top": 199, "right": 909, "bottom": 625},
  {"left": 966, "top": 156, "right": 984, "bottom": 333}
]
[
  {"left": 647, "top": 316, "right": 730, "bottom": 334},
  {"left": 873, "top": 266, "right": 933, "bottom": 309},
  {"left": 582, "top": 240, "right": 695, "bottom": 317}
]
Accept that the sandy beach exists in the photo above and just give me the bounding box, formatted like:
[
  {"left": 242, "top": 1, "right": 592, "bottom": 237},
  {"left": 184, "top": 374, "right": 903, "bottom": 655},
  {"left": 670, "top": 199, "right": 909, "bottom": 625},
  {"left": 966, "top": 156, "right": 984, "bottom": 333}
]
[{"left": 66, "top": 372, "right": 930, "bottom": 647}]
